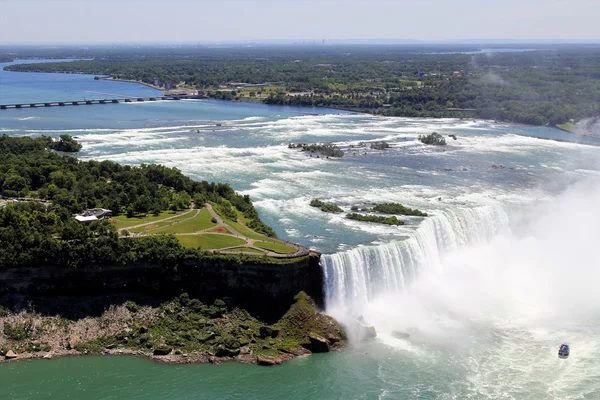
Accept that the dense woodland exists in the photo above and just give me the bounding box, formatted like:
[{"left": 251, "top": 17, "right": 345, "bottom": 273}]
[
  {"left": 4, "top": 45, "right": 600, "bottom": 125},
  {"left": 0, "top": 135, "right": 275, "bottom": 269}
]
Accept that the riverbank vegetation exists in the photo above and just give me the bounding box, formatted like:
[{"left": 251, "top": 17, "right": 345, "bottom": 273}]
[{"left": 4, "top": 45, "right": 599, "bottom": 126}]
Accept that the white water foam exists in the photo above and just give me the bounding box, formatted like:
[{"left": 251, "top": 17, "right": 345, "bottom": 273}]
[{"left": 322, "top": 179, "right": 600, "bottom": 398}]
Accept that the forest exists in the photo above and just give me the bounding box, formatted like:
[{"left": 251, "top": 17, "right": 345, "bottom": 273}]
[
  {"left": 4, "top": 45, "right": 600, "bottom": 126},
  {"left": 0, "top": 135, "right": 275, "bottom": 269}
]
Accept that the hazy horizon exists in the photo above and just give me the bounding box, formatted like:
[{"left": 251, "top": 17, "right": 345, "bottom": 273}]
[{"left": 1, "top": 0, "right": 598, "bottom": 44}]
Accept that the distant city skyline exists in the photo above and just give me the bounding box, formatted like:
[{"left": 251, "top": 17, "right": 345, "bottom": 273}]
[{"left": 1, "top": 0, "right": 598, "bottom": 44}]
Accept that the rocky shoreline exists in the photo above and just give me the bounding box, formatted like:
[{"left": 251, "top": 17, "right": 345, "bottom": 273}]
[
  {"left": 0, "top": 342, "right": 330, "bottom": 366},
  {"left": 0, "top": 292, "right": 346, "bottom": 367}
]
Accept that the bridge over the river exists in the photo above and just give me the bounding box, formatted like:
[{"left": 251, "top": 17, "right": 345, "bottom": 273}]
[{"left": 0, "top": 94, "right": 206, "bottom": 110}]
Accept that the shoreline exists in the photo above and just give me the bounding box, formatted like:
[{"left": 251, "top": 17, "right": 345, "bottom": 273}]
[
  {"left": 0, "top": 345, "right": 315, "bottom": 367},
  {"left": 99, "top": 76, "right": 165, "bottom": 92}
]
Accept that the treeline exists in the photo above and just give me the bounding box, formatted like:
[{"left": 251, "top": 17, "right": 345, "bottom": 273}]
[
  {"left": 0, "top": 135, "right": 276, "bottom": 269},
  {"left": 6, "top": 47, "right": 600, "bottom": 125}
]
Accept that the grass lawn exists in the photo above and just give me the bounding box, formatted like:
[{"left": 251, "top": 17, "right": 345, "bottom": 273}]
[
  {"left": 177, "top": 234, "right": 246, "bottom": 249},
  {"left": 112, "top": 210, "right": 189, "bottom": 230},
  {"left": 235, "top": 209, "right": 252, "bottom": 225},
  {"left": 254, "top": 241, "right": 297, "bottom": 254},
  {"left": 127, "top": 210, "right": 199, "bottom": 233},
  {"left": 226, "top": 247, "right": 266, "bottom": 254},
  {"left": 557, "top": 122, "right": 578, "bottom": 133},
  {"left": 150, "top": 208, "right": 216, "bottom": 234},
  {"left": 226, "top": 219, "right": 272, "bottom": 241}
]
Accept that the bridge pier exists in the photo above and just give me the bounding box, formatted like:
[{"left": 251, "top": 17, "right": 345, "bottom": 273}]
[
  {"left": 58, "top": 102, "right": 65, "bottom": 106},
  {"left": 86, "top": 100, "right": 92, "bottom": 105},
  {"left": 1, "top": 105, "right": 6, "bottom": 109},
  {"left": 125, "top": 99, "right": 131, "bottom": 102},
  {"left": 30, "top": 104, "right": 36, "bottom": 108},
  {"left": 44, "top": 103, "right": 51, "bottom": 107},
  {"left": 137, "top": 98, "right": 144, "bottom": 102},
  {"left": 111, "top": 99, "right": 119, "bottom": 103},
  {"left": 16, "top": 104, "right": 22, "bottom": 108},
  {"left": 99, "top": 100, "right": 106, "bottom": 104}
]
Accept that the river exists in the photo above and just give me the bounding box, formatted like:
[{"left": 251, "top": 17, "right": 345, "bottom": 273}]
[{"left": 1, "top": 60, "right": 600, "bottom": 399}]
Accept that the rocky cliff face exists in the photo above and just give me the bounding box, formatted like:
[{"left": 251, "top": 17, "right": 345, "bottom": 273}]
[{"left": 0, "top": 253, "right": 324, "bottom": 322}]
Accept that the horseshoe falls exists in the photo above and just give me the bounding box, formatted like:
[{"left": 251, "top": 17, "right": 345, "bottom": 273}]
[{"left": 323, "top": 203, "right": 510, "bottom": 312}]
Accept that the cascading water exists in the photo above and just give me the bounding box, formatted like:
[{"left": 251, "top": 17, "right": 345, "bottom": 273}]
[{"left": 322, "top": 203, "right": 511, "bottom": 314}]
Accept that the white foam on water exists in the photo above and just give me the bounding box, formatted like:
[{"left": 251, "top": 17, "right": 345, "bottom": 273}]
[{"left": 323, "top": 178, "right": 600, "bottom": 398}]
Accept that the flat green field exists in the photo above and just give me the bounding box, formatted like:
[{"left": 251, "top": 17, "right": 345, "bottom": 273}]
[
  {"left": 254, "top": 241, "right": 296, "bottom": 254},
  {"left": 557, "top": 122, "right": 578, "bottom": 133},
  {"left": 149, "top": 208, "right": 216, "bottom": 234},
  {"left": 128, "top": 210, "right": 200, "bottom": 233},
  {"left": 177, "top": 234, "right": 246, "bottom": 249},
  {"left": 226, "top": 247, "right": 266, "bottom": 254},
  {"left": 112, "top": 210, "right": 189, "bottom": 230}
]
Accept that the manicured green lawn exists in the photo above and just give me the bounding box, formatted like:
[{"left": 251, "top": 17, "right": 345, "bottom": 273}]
[
  {"left": 254, "top": 241, "right": 297, "bottom": 254},
  {"left": 127, "top": 210, "right": 199, "bottom": 233},
  {"left": 227, "top": 219, "right": 262, "bottom": 240},
  {"left": 235, "top": 209, "right": 252, "bottom": 225},
  {"left": 557, "top": 122, "right": 577, "bottom": 133},
  {"left": 226, "top": 247, "right": 266, "bottom": 254},
  {"left": 177, "top": 234, "right": 246, "bottom": 249},
  {"left": 151, "top": 208, "right": 216, "bottom": 234},
  {"left": 112, "top": 210, "right": 189, "bottom": 230}
]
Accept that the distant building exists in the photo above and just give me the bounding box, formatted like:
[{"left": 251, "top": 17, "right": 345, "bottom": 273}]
[
  {"left": 73, "top": 208, "right": 112, "bottom": 223},
  {"left": 153, "top": 78, "right": 160, "bottom": 86},
  {"left": 74, "top": 215, "right": 99, "bottom": 223},
  {"left": 165, "top": 81, "right": 173, "bottom": 90}
]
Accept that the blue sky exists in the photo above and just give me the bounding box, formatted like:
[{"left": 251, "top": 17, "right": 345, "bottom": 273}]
[{"left": 1, "top": 0, "right": 598, "bottom": 44}]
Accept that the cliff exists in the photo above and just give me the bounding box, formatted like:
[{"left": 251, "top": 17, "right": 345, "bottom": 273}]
[
  {"left": 0, "top": 253, "right": 324, "bottom": 322},
  {"left": 0, "top": 254, "right": 347, "bottom": 366}
]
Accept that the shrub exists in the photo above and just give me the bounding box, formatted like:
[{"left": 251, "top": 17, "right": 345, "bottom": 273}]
[{"left": 419, "top": 132, "right": 446, "bottom": 146}]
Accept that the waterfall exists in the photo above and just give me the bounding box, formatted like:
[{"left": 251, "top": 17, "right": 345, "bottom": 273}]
[{"left": 322, "top": 204, "right": 511, "bottom": 311}]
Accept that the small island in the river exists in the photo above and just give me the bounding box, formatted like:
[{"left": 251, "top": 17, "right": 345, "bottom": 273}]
[
  {"left": 289, "top": 142, "right": 344, "bottom": 158},
  {"left": 310, "top": 199, "right": 428, "bottom": 225}
]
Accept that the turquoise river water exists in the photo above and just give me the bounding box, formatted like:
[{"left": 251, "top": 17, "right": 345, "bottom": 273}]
[{"left": 1, "top": 60, "right": 600, "bottom": 399}]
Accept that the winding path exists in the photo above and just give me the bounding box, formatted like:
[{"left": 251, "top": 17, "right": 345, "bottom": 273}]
[{"left": 118, "top": 204, "right": 310, "bottom": 258}]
